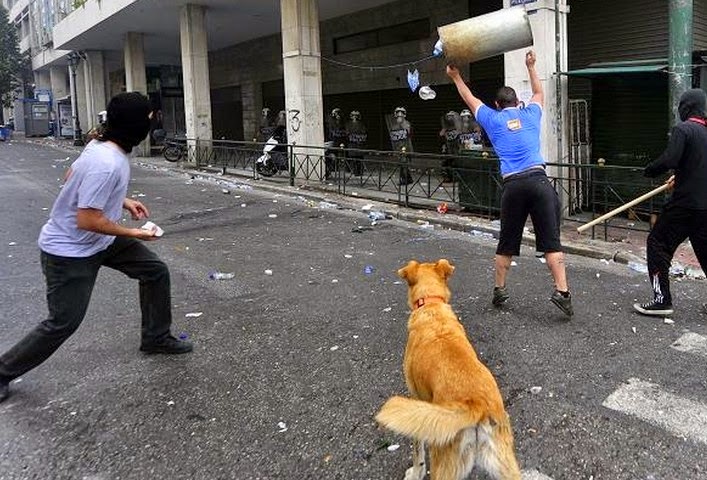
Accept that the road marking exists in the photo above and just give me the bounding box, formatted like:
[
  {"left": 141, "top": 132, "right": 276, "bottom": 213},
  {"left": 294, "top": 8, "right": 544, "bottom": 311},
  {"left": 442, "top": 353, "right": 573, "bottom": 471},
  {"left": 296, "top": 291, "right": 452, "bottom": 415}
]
[
  {"left": 603, "top": 378, "right": 707, "bottom": 446},
  {"left": 522, "top": 469, "right": 554, "bottom": 480},
  {"left": 671, "top": 332, "right": 707, "bottom": 358}
]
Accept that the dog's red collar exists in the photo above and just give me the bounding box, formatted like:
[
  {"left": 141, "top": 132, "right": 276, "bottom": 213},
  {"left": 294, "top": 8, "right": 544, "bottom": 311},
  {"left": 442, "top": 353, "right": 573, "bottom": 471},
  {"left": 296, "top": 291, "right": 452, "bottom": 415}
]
[{"left": 414, "top": 296, "right": 447, "bottom": 310}]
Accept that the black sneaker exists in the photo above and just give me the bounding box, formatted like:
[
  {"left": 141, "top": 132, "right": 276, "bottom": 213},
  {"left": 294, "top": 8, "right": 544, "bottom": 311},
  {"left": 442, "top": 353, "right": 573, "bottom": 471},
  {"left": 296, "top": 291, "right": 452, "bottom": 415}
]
[
  {"left": 633, "top": 301, "right": 674, "bottom": 316},
  {"left": 140, "top": 335, "right": 193, "bottom": 354},
  {"left": 0, "top": 379, "right": 9, "bottom": 404},
  {"left": 551, "top": 291, "right": 574, "bottom": 317},
  {"left": 492, "top": 286, "right": 510, "bottom": 306}
]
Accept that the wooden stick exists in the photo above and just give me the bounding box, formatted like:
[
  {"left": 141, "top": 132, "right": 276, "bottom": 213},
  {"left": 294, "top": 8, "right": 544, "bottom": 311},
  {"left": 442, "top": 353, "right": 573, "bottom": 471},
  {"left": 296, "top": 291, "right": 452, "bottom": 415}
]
[{"left": 577, "top": 183, "right": 671, "bottom": 233}]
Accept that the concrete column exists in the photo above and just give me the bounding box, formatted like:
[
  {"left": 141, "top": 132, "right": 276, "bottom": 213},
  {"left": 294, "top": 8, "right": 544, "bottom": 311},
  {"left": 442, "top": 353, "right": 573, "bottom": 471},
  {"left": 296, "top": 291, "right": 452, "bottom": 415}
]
[
  {"left": 241, "top": 81, "right": 262, "bottom": 141},
  {"left": 180, "top": 4, "right": 212, "bottom": 142},
  {"left": 82, "top": 50, "right": 107, "bottom": 130},
  {"left": 701, "top": 66, "right": 707, "bottom": 91},
  {"left": 281, "top": 0, "right": 325, "bottom": 178},
  {"left": 669, "top": 0, "right": 693, "bottom": 126},
  {"left": 124, "top": 32, "right": 149, "bottom": 155},
  {"left": 75, "top": 59, "right": 89, "bottom": 140},
  {"left": 503, "top": 0, "right": 569, "bottom": 168},
  {"left": 49, "top": 66, "right": 69, "bottom": 130}
]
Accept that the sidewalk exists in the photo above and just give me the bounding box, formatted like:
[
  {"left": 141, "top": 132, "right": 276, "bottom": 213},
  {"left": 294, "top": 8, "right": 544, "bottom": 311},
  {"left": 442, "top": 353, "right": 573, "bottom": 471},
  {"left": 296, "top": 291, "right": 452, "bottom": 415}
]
[{"left": 17, "top": 135, "right": 705, "bottom": 276}]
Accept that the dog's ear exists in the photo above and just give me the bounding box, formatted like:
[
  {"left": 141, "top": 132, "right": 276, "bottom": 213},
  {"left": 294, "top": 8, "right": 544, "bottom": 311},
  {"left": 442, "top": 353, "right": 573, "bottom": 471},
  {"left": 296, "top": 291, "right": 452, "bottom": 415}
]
[
  {"left": 397, "top": 260, "right": 420, "bottom": 284},
  {"left": 435, "top": 259, "right": 455, "bottom": 279}
]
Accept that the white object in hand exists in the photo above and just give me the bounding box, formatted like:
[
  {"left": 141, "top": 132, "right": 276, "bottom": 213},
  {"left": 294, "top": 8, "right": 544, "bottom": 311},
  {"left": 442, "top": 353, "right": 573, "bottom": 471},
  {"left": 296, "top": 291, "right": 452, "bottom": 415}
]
[{"left": 141, "top": 221, "right": 164, "bottom": 237}]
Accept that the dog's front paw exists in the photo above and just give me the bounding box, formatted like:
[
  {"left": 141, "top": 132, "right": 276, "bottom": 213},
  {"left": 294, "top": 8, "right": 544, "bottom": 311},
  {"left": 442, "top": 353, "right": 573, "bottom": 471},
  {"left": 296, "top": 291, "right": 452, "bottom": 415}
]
[{"left": 404, "top": 465, "right": 426, "bottom": 480}]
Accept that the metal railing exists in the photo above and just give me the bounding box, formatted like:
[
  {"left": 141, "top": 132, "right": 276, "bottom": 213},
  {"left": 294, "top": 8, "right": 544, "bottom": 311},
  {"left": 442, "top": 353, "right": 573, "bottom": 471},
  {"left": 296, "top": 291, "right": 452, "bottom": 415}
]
[{"left": 173, "top": 138, "right": 662, "bottom": 241}]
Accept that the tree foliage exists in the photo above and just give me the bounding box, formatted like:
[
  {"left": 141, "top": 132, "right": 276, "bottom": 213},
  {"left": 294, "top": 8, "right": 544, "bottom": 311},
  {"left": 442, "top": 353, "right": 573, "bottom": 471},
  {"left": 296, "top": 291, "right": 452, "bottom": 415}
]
[{"left": 0, "top": 5, "right": 23, "bottom": 109}]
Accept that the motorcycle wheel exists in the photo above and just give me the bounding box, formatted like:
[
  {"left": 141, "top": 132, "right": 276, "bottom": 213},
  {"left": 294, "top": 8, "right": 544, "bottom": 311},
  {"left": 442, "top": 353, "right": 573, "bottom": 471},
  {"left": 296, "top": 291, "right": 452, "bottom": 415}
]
[
  {"left": 256, "top": 158, "right": 278, "bottom": 177},
  {"left": 163, "top": 145, "right": 183, "bottom": 162}
]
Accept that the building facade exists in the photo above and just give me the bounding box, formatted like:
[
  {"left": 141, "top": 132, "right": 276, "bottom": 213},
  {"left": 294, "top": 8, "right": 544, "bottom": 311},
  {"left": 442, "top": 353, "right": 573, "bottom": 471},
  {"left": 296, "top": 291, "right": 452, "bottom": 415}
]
[{"left": 2, "top": 0, "right": 705, "bottom": 169}]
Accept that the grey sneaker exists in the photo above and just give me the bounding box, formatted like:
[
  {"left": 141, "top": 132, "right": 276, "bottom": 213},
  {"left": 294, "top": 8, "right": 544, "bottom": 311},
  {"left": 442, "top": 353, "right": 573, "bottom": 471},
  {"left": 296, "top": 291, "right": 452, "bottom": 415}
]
[
  {"left": 492, "top": 286, "right": 510, "bottom": 306},
  {"left": 633, "top": 300, "right": 674, "bottom": 317},
  {"left": 550, "top": 291, "right": 573, "bottom": 317}
]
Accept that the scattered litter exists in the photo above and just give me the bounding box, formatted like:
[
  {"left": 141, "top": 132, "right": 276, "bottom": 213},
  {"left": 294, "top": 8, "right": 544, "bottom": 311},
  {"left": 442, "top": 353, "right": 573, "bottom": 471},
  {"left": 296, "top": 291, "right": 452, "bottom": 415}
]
[
  {"left": 70, "top": 411, "right": 77, "bottom": 416},
  {"left": 222, "top": 189, "right": 231, "bottom": 194},
  {"left": 596, "top": 273, "right": 601, "bottom": 278},
  {"left": 264, "top": 269, "right": 273, "bottom": 276},
  {"left": 277, "top": 422, "right": 288, "bottom": 433},
  {"left": 364, "top": 265, "right": 375, "bottom": 275},
  {"left": 241, "top": 203, "right": 247, "bottom": 208},
  {"left": 393, "top": 281, "right": 403, "bottom": 285},
  {"left": 368, "top": 211, "right": 386, "bottom": 221},
  {"left": 632, "top": 327, "right": 637, "bottom": 334},
  {"left": 332, "top": 279, "right": 339, "bottom": 283},
  {"left": 600, "top": 259, "right": 611, "bottom": 264},
  {"left": 209, "top": 272, "right": 235, "bottom": 280},
  {"left": 141, "top": 221, "right": 164, "bottom": 237},
  {"left": 185, "top": 312, "right": 203, "bottom": 318},
  {"left": 8, "top": 242, "right": 17, "bottom": 246},
  {"left": 137, "top": 193, "right": 146, "bottom": 198},
  {"left": 419, "top": 85, "right": 437, "bottom": 101},
  {"left": 361, "top": 204, "right": 374, "bottom": 211},
  {"left": 469, "top": 230, "right": 494, "bottom": 239},
  {"left": 383, "top": 307, "right": 392, "bottom": 312},
  {"left": 669, "top": 264, "right": 686, "bottom": 277},
  {"left": 436, "top": 202, "right": 448, "bottom": 214},
  {"left": 344, "top": 254, "right": 353, "bottom": 259},
  {"left": 178, "top": 332, "right": 189, "bottom": 340},
  {"left": 628, "top": 262, "right": 648, "bottom": 274},
  {"left": 538, "top": 258, "right": 547, "bottom": 264},
  {"left": 268, "top": 214, "right": 278, "bottom": 218},
  {"left": 352, "top": 226, "right": 374, "bottom": 233},
  {"left": 330, "top": 345, "right": 340, "bottom": 351},
  {"left": 419, "top": 222, "right": 434, "bottom": 230},
  {"left": 511, "top": 261, "right": 518, "bottom": 267},
  {"left": 663, "top": 318, "right": 674, "bottom": 325},
  {"left": 353, "top": 335, "right": 359, "bottom": 339},
  {"left": 318, "top": 201, "right": 339, "bottom": 209},
  {"left": 387, "top": 444, "right": 401, "bottom": 452},
  {"left": 530, "top": 386, "right": 543, "bottom": 395},
  {"left": 167, "top": 401, "right": 175, "bottom": 406}
]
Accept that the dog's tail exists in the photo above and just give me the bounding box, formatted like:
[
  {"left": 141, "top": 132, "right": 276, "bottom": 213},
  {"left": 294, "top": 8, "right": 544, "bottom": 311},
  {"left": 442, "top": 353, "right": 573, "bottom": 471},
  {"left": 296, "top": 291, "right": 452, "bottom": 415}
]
[{"left": 375, "top": 396, "right": 482, "bottom": 446}]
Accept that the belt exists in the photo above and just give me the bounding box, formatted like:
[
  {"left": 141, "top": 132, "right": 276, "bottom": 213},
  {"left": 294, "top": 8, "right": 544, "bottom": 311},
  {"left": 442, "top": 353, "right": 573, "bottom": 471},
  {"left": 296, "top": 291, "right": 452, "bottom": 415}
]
[{"left": 503, "top": 165, "right": 546, "bottom": 183}]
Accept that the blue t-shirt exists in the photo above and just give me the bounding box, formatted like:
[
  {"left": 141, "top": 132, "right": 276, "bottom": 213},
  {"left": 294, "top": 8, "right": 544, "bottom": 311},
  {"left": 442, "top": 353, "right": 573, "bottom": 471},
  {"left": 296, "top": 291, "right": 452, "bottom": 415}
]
[
  {"left": 475, "top": 103, "right": 545, "bottom": 176},
  {"left": 38, "top": 141, "right": 131, "bottom": 257}
]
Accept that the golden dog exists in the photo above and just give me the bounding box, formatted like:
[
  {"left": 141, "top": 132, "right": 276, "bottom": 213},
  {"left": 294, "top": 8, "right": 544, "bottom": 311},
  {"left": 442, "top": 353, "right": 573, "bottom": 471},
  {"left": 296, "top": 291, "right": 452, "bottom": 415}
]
[{"left": 376, "top": 259, "right": 521, "bottom": 480}]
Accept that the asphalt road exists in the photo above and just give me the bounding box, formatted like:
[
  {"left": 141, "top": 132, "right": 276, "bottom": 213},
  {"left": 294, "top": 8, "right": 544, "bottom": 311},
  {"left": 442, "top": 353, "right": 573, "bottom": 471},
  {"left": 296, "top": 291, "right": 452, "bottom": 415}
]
[{"left": 1, "top": 141, "right": 706, "bottom": 480}]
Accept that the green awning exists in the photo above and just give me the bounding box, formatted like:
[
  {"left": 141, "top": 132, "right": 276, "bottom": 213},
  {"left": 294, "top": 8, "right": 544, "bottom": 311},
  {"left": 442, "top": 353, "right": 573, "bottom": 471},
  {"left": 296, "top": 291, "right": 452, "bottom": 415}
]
[{"left": 563, "top": 60, "right": 668, "bottom": 78}]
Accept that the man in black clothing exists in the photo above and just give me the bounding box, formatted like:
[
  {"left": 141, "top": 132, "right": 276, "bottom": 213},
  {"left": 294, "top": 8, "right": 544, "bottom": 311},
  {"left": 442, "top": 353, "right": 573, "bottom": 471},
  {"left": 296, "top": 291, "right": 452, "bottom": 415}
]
[{"left": 634, "top": 89, "right": 707, "bottom": 316}]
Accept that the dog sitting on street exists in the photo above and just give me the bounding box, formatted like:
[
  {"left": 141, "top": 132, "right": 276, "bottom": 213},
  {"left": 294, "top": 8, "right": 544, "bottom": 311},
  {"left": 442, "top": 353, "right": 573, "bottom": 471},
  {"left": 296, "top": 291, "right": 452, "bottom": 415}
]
[{"left": 376, "top": 259, "right": 521, "bottom": 480}]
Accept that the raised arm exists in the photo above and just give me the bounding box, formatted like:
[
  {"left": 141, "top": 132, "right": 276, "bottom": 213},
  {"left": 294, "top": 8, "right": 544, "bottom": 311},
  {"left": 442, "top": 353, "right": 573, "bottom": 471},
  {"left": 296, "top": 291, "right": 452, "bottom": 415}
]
[
  {"left": 526, "top": 50, "right": 543, "bottom": 106},
  {"left": 447, "top": 65, "right": 484, "bottom": 114}
]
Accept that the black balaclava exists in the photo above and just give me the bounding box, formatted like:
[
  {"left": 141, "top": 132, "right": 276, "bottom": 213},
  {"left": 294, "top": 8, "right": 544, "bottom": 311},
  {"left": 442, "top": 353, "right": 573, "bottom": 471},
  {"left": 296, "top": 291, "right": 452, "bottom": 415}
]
[
  {"left": 678, "top": 88, "right": 707, "bottom": 122},
  {"left": 101, "top": 92, "right": 152, "bottom": 154}
]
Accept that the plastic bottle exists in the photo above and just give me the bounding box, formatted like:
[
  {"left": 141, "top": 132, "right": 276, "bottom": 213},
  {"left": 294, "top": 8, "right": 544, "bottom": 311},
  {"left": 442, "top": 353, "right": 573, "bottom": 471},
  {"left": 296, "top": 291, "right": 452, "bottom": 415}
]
[
  {"left": 368, "top": 211, "right": 386, "bottom": 221},
  {"left": 433, "top": 39, "right": 444, "bottom": 57},
  {"left": 209, "top": 272, "right": 235, "bottom": 280}
]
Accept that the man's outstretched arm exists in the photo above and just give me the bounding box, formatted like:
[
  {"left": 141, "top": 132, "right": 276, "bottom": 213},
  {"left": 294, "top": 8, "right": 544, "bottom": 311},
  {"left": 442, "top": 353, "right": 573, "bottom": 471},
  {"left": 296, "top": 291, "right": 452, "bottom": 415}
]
[
  {"left": 526, "top": 50, "right": 543, "bottom": 106},
  {"left": 447, "top": 65, "right": 484, "bottom": 114}
]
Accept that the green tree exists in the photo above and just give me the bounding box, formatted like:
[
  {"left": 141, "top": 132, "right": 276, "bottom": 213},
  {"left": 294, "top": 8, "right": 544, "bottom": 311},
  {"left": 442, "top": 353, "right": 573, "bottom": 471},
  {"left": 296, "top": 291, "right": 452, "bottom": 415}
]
[{"left": 0, "top": 5, "right": 23, "bottom": 118}]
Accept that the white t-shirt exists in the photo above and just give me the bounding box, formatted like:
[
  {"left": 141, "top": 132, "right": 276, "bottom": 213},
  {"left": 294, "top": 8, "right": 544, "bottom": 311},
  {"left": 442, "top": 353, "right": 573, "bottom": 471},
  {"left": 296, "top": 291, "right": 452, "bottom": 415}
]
[{"left": 38, "top": 141, "right": 131, "bottom": 257}]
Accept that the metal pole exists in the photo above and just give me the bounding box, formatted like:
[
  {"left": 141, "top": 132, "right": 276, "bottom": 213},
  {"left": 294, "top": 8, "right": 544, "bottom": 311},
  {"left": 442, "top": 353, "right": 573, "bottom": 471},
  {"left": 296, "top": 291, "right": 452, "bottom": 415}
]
[{"left": 669, "top": 0, "right": 693, "bottom": 126}]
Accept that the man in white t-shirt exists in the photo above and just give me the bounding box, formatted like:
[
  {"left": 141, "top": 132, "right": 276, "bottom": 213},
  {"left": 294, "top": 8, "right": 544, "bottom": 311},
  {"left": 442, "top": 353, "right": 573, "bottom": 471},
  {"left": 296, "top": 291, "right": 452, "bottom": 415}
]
[{"left": 0, "top": 92, "right": 192, "bottom": 404}]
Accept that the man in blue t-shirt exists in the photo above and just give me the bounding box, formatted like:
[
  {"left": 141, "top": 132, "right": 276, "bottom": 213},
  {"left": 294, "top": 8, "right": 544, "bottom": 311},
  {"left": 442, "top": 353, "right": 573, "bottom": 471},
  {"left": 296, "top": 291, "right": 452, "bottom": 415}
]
[
  {"left": 447, "top": 50, "right": 573, "bottom": 317},
  {"left": 0, "top": 93, "right": 192, "bottom": 404}
]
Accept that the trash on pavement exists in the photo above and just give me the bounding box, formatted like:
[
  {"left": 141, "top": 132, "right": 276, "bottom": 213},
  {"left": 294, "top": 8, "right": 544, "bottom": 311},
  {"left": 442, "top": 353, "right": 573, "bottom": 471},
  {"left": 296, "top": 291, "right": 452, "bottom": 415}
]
[
  {"left": 178, "top": 332, "right": 189, "bottom": 340},
  {"left": 663, "top": 318, "right": 674, "bottom": 325},
  {"left": 185, "top": 312, "right": 203, "bottom": 318},
  {"left": 383, "top": 307, "right": 392, "bottom": 312},
  {"left": 330, "top": 345, "right": 340, "bottom": 351},
  {"left": 628, "top": 262, "right": 648, "bottom": 274},
  {"left": 364, "top": 265, "right": 375, "bottom": 275},
  {"left": 167, "top": 400, "right": 175, "bottom": 406},
  {"left": 222, "top": 189, "right": 230, "bottom": 194},
  {"left": 529, "top": 386, "right": 542, "bottom": 395},
  {"left": 361, "top": 204, "right": 374, "bottom": 211},
  {"left": 632, "top": 326, "right": 637, "bottom": 334},
  {"left": 318, "top": 201, "right": 339, "bottom": 209},
  {"left": 277, "top": 422, "right": 288, "bottom": 433},
  {"left": 511, "top": 261, "right": 518, "bottom": 267},
  {"left": 368, "top": 211, "right": 386, "bottom": 221},
  {"left": 264, "top": 269, "right": 273, "bottom": 276},
  {"left": 344, "top": 254, "right": 353, "bottom": 259},
  {"left": 268, "top": 214, "right": 278, "bottom": 218},
  {"left": 8, "top": 242, "right": 17, "bottom": 246},
  {"left": 387, "top": 444, "right": 401, "bottom": 452},
  {"left": 209, "top": 272, "right": 235, "bottom": 280},
  {"left": 436, "top": 202, "right": 448, "bottom": 214}
]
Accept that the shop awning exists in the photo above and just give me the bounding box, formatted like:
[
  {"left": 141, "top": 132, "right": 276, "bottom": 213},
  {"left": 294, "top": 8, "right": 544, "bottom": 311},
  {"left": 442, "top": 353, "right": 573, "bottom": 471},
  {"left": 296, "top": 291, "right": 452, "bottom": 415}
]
[{"left": 562, "top": 59, "right": 668, "bottom": 78}]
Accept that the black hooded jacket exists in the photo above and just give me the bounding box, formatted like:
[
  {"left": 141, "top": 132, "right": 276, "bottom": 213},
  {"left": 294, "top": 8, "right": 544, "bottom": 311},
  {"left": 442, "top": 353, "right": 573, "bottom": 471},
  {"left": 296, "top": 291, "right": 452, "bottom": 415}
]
[{"left": 645, "top": 89, "right": 707, "bottom": 209}]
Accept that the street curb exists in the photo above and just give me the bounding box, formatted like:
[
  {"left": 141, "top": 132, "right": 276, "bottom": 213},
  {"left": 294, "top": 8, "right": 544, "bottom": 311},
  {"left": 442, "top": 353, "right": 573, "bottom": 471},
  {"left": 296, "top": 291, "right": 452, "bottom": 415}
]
[{"left": 138, "top": 159, "right": 647, "bottom": 267}]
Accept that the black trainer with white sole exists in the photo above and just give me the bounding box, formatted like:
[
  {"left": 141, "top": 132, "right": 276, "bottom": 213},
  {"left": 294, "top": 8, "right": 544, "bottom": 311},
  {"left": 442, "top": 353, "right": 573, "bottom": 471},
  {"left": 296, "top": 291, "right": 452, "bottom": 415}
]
[
  {"left": 492, "top": 286, "right": 510, "bottom": 306},
  {"left": 633, "top": 301, "right": 674, "bottom": 316},
  {"left": 550, "top": 290, "right": 574, "bottom": 317}
]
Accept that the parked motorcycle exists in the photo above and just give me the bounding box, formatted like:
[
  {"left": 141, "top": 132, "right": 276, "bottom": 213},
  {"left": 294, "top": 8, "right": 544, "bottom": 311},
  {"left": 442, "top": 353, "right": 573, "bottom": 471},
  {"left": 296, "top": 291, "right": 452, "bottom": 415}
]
[{"left": 163, "top": 135, "right": 187, "bottom": 162}]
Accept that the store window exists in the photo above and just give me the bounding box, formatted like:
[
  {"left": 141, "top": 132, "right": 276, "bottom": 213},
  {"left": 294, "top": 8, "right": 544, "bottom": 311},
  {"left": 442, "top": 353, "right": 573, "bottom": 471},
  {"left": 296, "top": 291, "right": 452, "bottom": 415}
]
[{"left": 334, "top": 18, "right": 430, "bottom": 55}]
